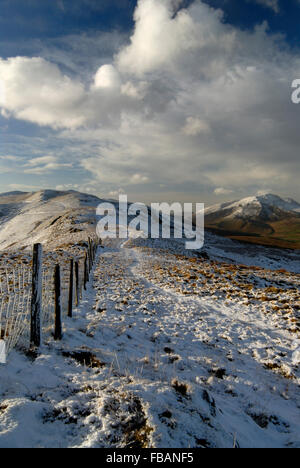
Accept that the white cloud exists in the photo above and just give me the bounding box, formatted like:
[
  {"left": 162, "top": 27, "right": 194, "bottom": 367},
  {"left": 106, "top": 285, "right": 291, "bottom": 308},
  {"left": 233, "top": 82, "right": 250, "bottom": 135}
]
[
  {"left": 109, "top": 188, "right": 125, "bottom": 197},
  {"left": 0, "top": 57, "right": 85, "bottom": 128},
  {"left": 94, "top": 64, "right": 121, "bottom": 89},
  {"left": 26, "top": 155, "right": 57, "bottom": 166},
  {"left": 0, "top": 0, "right": 300, "bottom": 202},
  {"left": 214, "top": 188, "right": 233, "bottom": 196},
  {"left": 117, "top": 0, "right": 199, "bottom": 75},
  {"left": 130, "top": 173, "right": 149, "bottom": 183},
  {"left": 0, "top": 155, "right": 19, "bottom": 161},
  {"left": 24, "top": 155, "right": 72, "bottom": 174}
]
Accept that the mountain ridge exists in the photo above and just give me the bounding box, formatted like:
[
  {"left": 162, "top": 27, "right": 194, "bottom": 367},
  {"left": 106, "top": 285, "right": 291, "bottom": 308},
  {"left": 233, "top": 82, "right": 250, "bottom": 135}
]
[
  {"left": 0, "top": 189, "right": 103, "bottom": 251},
  {"left": 204, "top": 193, "right": 300, "bottom": 249}
]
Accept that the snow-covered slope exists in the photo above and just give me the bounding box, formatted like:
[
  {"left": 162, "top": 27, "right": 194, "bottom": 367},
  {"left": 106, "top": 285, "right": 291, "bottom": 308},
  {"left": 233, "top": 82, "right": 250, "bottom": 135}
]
[
  {"left": 205, "top": 193, "right": 300, "bottom": 220},
  {"left": 0, "top": 191, "right": 300, "bottom": 448},
  {"left": 0, "top": 190, "right": 103, "bottom": 250},
  {"left": 0, "top": 240, "right": 299, "bottom": 448},
  {"left": 203, "top": 193, "right": 300, "bottom": 249}
]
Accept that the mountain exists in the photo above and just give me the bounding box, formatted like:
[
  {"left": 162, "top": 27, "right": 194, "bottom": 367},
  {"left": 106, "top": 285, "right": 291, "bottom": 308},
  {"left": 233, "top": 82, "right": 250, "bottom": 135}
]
[
  {"left": 204, "top": 193, "right": 300, "bottom": 249},
  {"left": 0, "top": 191, "right": 29, "bottom": 197},
  {"left": 0, "top": 190, "right": 103, "bottom": 251},
  {"left": 1, "top": 188, "right": 300, "bottom": 253}
]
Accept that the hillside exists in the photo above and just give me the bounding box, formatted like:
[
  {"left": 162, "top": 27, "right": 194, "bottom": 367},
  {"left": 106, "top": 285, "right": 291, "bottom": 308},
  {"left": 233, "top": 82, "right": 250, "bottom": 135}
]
[
  {"left": 0, "top": 235, "right": 299, "bottom": 448},
  {"left": 0, "top": 190, "right": 102, "bottom": 251},
  {"left": 204, "top": 194, "right": 300, "bottom": 249},
  {"left": 0, "top": 189, "right": 299, "bottom": 272},
  {"left": 0, "top": 190, "right": 300, "bottom": 448}
]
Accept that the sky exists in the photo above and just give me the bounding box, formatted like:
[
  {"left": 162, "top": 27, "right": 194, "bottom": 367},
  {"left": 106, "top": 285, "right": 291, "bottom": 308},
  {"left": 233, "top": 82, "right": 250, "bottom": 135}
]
[{"left": 0, "top": 0, "right": 300, "bottom": 205}]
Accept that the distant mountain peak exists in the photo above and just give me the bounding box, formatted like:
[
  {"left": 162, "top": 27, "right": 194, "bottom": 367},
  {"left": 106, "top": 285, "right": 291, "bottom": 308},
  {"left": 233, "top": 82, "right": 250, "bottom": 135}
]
[
  {"left": 204, "top": 193, "right": 300, "bottom": 249},
  {"left": 0, "top": 191, "right": 29, "bottom": 197},
  {"left": 206, "top": 193, "right": 300, "bottom": 218}
]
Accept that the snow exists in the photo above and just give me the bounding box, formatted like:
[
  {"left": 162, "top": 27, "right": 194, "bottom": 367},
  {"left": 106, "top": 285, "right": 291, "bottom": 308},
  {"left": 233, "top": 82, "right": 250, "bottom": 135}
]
[
  {"left": 0, "top": 190, "right": 299, "bottom": 448},
  {"left": 292, "top": 342, "right": 300, "bottom": 365},
  {"left": 0, "top": 190, "right": 102, "bottom": 251},
  {"left": 204, "top": 231, "right": 300, "bottom": 273},
  {"left": 204, "top": 193, "right": 300, "bottom": 219},
  {"left": 0, "top": 237, "right": 299, "bottom": 448}
]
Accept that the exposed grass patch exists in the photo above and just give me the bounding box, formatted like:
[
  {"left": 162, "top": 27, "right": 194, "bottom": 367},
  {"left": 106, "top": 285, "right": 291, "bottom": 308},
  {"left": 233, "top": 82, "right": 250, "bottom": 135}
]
[
  {"left": 171, "top": 379, "right": 190, "bottom": 397},
  {"left": 62, "top": 349, "right": 105, "bottom": 368}
]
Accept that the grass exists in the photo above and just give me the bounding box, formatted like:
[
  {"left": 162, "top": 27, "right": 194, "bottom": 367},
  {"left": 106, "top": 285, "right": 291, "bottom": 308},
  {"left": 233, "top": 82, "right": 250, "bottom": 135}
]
[
  {"left": 206, "top": 216, "right": 300, "bottom": 249},
  {"left": 62, "top": 349, "right": 105, "bottom": 368},
  {"left": 171, "top": 379, "right": 190, "bottom": 397}
]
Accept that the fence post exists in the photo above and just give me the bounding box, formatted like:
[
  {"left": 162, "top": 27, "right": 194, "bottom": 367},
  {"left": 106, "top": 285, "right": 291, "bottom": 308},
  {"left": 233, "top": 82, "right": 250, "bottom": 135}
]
[
  {"left": 88, "top": 238, "right": 92, "bottom": 272},
  {"left": 75, "top": 261, "right": 79, "bottom": 306},
  {"left": 68, "top": 259, "right": 74, "bottom": 318},
  {"left": 90, "top": 238, "right": 94, "bottom": 268},
  {"left": 92, "top": 241, "right": 95, "bottom": 262},
  {"left": 84, "top": 253, "right": 88, "bottom": 290},
  {"left": 30, "top": 243, "right": 43, "bottom": 348},
  {"left": 54, "top": 264, "right": 62, "bottom": 340}
]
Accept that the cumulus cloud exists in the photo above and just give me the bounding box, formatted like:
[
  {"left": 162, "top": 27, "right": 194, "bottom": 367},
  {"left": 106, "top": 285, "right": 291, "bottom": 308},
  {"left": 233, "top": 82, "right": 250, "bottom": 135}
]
[
  {"left": 0, "top": 57, "right": 85, "bottom": 128},
  {"left": 94, "top": 64, "right": 121, "bottom": 89},
  {"left": 117, "top": 0, "right": 199, "bottom": 75},
  {"left": 0, "top": 0, "right": 300, "bottom": 202}
]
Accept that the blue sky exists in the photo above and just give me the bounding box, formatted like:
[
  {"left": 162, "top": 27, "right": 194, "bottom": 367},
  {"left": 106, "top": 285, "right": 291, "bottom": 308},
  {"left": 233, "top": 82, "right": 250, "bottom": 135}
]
[
  {"left": 0, "top": 0, "right": 300, "bottom": 204},
  {"left": 1, "top": 0, "right": 300, "bottom": 51}
]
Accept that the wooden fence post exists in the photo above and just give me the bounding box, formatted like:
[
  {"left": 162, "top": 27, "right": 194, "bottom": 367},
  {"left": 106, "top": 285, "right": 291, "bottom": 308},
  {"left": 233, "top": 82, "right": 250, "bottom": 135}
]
[
  {"left": 68, "top": 259, "right": 74, "bottom": 318},
  {"left": 84, "top": 254, "right": 88, "bottom": 290},
  {"left": 88, "top": 238, "right": 92, "bottom": 272},
  {"left": 90, "top": 239, "right": 94, "bottom": 265},
  {"left": 54, "top": 264, "right": 62, "bottom": 340},
  {"left": 75, "top": 261, "right": 79, "bottom": 306},
  {"left": 92, "top": 241, "right": 95, "bottom": 262},
  {"left": 30, "top": 243, "right": 43, "bottom": 348}
]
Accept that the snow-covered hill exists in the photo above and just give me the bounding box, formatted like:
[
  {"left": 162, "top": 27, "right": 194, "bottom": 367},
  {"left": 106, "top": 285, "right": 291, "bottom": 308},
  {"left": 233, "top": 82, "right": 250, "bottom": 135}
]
[
  {"left": 203, "top": 193, "right": 300, "bottom": 249},
  {"left": 0, "top": 238, "right": 299, "bottom": 448},
  {"left": 205, "top": 193, "right": 300, "bottom": 220},
  {"left": 0, "top": 189, "right": 299, "bottom": 270},
  {"left": 0, "top": 192, "right": 300, "bottom": 448},
  {"left": 0, "top": 190, "right": 102, "bottom": 250}
]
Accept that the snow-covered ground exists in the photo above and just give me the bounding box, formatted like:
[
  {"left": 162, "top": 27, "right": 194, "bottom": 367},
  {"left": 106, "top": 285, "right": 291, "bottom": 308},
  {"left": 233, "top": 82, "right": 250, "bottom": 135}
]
[
  {"left": 0, "top": 190, "right": 101, "bottom": 251},
  {"left": 0, "top": 238, "right": 299, "bottom": 448}
]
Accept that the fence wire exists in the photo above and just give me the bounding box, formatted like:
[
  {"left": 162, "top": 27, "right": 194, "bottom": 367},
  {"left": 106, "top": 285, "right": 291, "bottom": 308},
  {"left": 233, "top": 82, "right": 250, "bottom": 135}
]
[
  {"left": 0, "top": 246, "right": 92, "bottom": 358},
  {"left": 0, "top": 265, "right": 32, "bottom": 355}
]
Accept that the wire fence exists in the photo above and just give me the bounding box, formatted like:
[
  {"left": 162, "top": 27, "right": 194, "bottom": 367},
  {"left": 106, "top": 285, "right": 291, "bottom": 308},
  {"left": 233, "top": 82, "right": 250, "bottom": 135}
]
[
  {"left": 0, "top": 238, "right": 99, "bottom": 362},
  {"left": 0, "top": 265, "right": 32, "bottom": 354}
]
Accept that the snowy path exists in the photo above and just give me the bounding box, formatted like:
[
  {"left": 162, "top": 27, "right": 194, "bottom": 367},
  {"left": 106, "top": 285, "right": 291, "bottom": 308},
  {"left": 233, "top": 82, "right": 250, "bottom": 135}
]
[
  {"left": 0, "top": 244, "right": 299, "bottom": 448},
  {"left": 88, "top": 244, "right": 300, "bottom": 448}
]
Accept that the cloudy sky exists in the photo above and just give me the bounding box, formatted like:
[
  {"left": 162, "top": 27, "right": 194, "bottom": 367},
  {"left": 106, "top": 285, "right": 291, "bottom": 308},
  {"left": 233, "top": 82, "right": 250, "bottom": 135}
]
[{"left": 0, "top": 0, "right": 299, "bottom": 205}]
